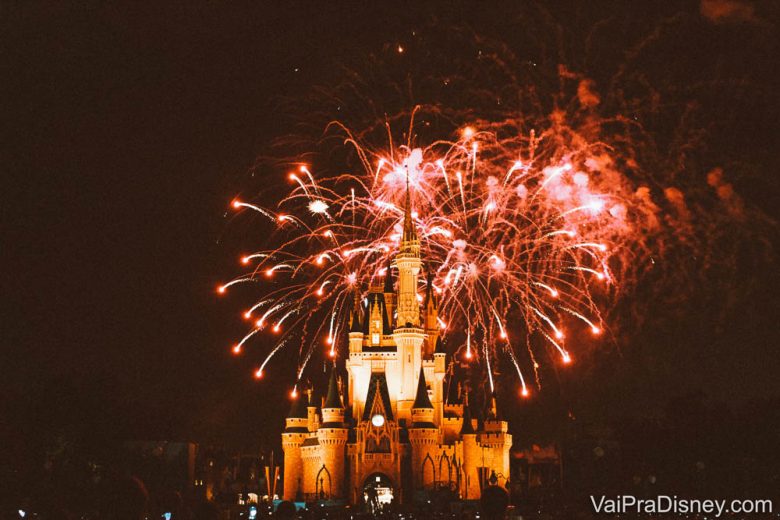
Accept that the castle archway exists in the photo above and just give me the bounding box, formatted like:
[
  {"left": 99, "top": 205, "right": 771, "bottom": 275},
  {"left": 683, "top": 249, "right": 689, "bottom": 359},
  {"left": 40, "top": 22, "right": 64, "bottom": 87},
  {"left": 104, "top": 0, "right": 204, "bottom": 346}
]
[{"left": 362, "top": 473, "right": 394, "bottom": 513}]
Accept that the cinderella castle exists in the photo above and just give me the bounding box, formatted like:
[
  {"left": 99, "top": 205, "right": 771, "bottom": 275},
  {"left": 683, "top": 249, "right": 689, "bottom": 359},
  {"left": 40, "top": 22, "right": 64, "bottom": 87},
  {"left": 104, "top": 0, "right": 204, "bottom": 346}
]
[{"left": 281, "top": 187, "right": 512, "bottom": 505}]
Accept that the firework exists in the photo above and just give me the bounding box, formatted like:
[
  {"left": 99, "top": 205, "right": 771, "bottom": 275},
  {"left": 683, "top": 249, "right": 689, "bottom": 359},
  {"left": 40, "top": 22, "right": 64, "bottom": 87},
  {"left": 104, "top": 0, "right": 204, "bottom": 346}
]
[{"left": 218, "top": 107, "right": 647, "bottom": 396}]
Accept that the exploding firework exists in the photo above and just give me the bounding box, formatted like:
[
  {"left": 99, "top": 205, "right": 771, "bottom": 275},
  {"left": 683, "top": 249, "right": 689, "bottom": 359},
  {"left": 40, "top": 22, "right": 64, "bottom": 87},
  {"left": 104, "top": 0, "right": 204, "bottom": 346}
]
[
  {"left": 218, "top": 13, "right": 774, "bottom": 399},
  {"left": 219, "top": 107, "right": 647, "bottom": 397}
]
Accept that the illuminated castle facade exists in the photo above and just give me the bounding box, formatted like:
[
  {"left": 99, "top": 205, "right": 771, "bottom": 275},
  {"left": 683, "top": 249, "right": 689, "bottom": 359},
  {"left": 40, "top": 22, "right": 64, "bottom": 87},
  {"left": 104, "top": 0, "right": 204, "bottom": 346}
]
[{"left": 282, "top": 189, "right": 511, "bottom": 505}]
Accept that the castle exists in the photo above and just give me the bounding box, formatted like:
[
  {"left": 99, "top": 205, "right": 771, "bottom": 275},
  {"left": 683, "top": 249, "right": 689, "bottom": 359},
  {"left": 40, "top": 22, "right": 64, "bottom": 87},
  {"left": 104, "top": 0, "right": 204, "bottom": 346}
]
[{"left": 281, "top": 187, "right": 512, "bottom": 505}]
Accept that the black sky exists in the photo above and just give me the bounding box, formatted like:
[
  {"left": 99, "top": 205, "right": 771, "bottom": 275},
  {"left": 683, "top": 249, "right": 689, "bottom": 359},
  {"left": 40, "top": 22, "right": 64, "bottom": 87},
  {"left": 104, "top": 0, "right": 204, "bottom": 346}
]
[{"left": 2, "top": 1, "right": 779, "bottom": 453}]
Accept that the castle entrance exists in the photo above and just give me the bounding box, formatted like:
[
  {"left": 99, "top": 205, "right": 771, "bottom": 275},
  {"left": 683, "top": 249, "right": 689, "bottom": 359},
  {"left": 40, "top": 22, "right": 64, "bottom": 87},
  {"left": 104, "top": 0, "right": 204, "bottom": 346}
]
[{"left": 362, "top": 473, "right": 394, "bottom": 513}]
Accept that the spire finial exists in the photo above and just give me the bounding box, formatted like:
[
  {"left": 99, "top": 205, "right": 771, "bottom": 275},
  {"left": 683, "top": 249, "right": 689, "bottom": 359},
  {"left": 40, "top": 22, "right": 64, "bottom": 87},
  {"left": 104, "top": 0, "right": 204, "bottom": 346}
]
[{"left": 404, "top": 169, "right": 412, "bottom": 225}]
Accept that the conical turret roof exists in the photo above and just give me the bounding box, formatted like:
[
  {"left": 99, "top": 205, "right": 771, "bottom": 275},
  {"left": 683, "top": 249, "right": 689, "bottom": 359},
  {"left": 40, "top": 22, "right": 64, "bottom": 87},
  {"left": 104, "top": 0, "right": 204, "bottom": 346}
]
[
  {"left": 412, "top": 367, "right": 433, "bottom": 409},
  {"left": 287, "top": 391, "right": 308, "bottom": 419},
  {"left": 349, "top": 291, "right": 362, "bottom": 333},
  {"left": 434, "top": 335, "right": 446, "bottom": 355},
  {"left": 459, "top": 393, "right": 476, "bottom": 435},
  {"left": 323, "top": 367, "right": 343, "bottom": 409}
]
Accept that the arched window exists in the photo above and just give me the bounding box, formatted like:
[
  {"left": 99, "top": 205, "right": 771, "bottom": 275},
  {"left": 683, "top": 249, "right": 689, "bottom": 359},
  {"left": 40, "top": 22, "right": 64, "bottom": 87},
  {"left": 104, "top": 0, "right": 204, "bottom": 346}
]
[{"left": 421, "top": 454, "right": 436, "bottom": 488}]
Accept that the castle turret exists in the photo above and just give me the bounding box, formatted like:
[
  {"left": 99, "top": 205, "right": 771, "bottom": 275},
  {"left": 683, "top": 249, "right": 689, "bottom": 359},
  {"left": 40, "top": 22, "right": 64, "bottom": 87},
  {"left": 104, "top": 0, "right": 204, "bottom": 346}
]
[
  {"left": 459, "top": 392, "right": 481, "bottom": 499},
  {"left": 396, "top": 179, "right": 421, "bottom": 327},
  {"left": 481, "top": 392, "right": 512, "bottom": 489},
  {"left": 317, "top": 368, "right": 348, "bottom": 498},
  {"left": 322, "top": 367, "right": 345, "bottom": 425},
  {"left": 393, "top": 181, "right": 425, "bottom": 421},
  {"left": 348, "top": 291, "right": 363, "bottom": 354},
  {"left": 366, "top": 293, "right": 390, "bottom": 346},
  {"left": 347, "top": 290, "right": 365, "bottom": 410},
  {"left": 409, "top": 368, "right": 438, "bottom": 488},
  {"left": 411, "top": 367, "right": 434, "bottom": 426},
  {"left": 282, "top": 393, "right": 308, "bottom": 500}
]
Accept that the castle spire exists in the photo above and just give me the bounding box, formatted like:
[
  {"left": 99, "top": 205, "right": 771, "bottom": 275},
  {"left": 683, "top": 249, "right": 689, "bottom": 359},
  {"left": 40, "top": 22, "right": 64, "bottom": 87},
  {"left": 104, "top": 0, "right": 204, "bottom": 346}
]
[
  {"left": 434, "top": 335, "right": 446, "bottom": 354},
  {"left": 401, "top": 173, "right": 418, "bottom": 251},
  {"left": 324, "top": 367, "right": 343, "bottom": 409},
  {"left": 287, "top": 392, "right": 308, "bottom": 419},
  {"left": 412, "top": 367, "right": 433, "bottom": 409},
  {"left": 349, "top": 290, "right": 362, "bottom": 333},
  {"left": 424, "top": 269, "right": 437, "bottom": 310}
]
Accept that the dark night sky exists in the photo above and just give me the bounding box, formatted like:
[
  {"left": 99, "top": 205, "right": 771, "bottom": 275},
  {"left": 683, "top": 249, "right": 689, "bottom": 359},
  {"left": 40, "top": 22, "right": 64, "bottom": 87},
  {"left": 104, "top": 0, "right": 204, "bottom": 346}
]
[{"left": 2, "top": 1, "right": 779, "bottom": 454}]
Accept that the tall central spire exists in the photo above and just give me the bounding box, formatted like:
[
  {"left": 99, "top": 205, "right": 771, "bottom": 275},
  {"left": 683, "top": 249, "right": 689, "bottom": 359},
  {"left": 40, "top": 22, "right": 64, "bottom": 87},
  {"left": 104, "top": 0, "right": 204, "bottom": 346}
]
[
  {"left": 395, "top": 162, "right": 422, "bottom": 326},
  {"left": 401, "top": 169, "right": 419, "bottom": 251}
]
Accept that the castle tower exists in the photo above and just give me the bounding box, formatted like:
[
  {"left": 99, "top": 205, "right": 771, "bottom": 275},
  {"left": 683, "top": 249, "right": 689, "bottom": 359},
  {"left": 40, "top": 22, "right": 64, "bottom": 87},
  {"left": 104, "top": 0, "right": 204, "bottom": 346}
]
[
  {"left": 282, "top": 393, "right": 309, "bottom": 500},
  {"left": 348, "top": 291, "right": 363, "bottom": 354},
  {"left": 396, "top": 181, "right": 421, "bottom": 327},
  {"left": 393, "top": 181, "right": 425, "bottom": 421},
  {"left": 459, "top": 392, "right": 481, "bottom": 499},
  {"left": 317, "top": 368, "right": 348, "bottom": 498},
  {"left": 366, "top": 293, "right": 389, "bottom": 347},
  {"left": 409, "top": 368, "right": 438, "bottom": 488},
  {"left": 347, "top": 291, "right": 364, "bottom": 410},
  {"left": 481, "top": 393, "right": 513, "bottom": 489}
]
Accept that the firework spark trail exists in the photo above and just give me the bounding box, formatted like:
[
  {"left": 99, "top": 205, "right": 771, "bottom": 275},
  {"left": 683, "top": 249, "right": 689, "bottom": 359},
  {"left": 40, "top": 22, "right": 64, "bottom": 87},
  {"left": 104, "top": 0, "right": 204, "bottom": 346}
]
[{"left": 233, "top": 327, "right": 261, "bottom": 355}]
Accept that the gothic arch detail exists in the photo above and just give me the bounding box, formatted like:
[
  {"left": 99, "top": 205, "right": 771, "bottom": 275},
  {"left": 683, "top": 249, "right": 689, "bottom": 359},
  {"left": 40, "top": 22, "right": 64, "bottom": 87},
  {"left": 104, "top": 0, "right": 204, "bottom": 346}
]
[
  {"left": 315, "top": 464, "right": 332, "bottom": 499},
  {"left": 421, "top": 453, "right": 436, "bottom": 488},
  {"left": 439, "top": 453, "right": 452, "bottom": 486}
]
